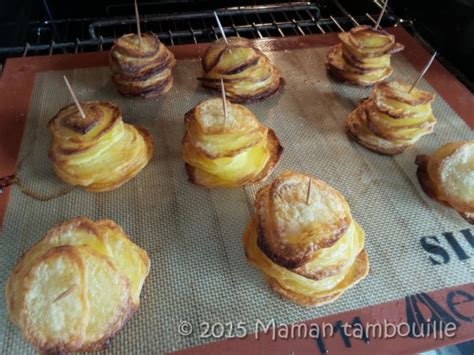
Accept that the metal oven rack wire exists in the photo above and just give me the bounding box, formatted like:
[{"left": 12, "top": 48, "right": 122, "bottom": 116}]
[
  {"left": 0, "top": 0, "right": 471, "bottom": 91},
  {"left": 0, "top": 1, "right": 399, "bottom": 57}
]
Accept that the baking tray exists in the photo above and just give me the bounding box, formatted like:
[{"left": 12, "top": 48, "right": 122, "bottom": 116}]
[{"left": 0, "top": 28, "right": 473, "bottom": 354}]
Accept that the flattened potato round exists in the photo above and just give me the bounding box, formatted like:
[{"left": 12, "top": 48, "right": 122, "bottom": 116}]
[
  {"left": 6, "top": 217, "right": 150, "bottom": 353},
  {"left": 79, "top": 247, "right": 133, "bottom": 349},
  {"left": 256, "top": 172, "right": 352, "bottom": 268},
  {"left": 96, "top": 220, "right": 150, "bottom": 305},
  {"left": 21, "top": 246, "right": 89, "bottom": 353},
  {"left": 7, "top": 218, "right": 105, "bottom": 325}
]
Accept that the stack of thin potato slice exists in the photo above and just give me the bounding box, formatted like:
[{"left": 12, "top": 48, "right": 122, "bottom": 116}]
[
  {"left": 346, "top": 80, "right": 436, "bottom": 155},
  {"left": 110, "top": 32, "right": 176, "bottom": 98},
  {"left": 327, "top": 25, "right": 404, "bottom": 86},
  {"left": 416, "top": 141, "right": 474, "bottom": 224},
  {"left": 5, "top": 217, "right": 150, "bottom": 353},
  {"left": 48, "top": 101, "right": 154, "bottom": 192},
  {"left": 182, "top": 98, "right": 283, "bottom": 188},
  {"left": 244, "top": 171, "right": 369, "bottom": 306},
  {"left": 199, "top": 37, "right": 282, "bottom": 102}
]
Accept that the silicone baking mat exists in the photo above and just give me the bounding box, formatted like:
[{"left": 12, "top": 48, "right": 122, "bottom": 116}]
[{"left": 0, "top": 46, "right": 473, "bottom": 354}]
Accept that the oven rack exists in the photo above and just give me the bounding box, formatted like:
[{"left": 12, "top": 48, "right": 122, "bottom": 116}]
[
  {"left": 0, "top": 1, "right": 398, "bottom": 57},
  {"left": 0, "top": 1, "right": 471, "bottom": 91}
]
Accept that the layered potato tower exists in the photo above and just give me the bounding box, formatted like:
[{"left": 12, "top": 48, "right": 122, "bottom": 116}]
[
  {"left": 5, "top": 217, "right": 150, "bottom": 353},
  {"left": 327, "top": 25, "right": 404, "bottom": 86},
  {"left": 416, "top": 141, "right": 474, "bottom": 224},
  {"left": 110, "top": 32, "right": 176, "bottom": 98},
  {"left": 244, "top": 171, "right": 369, "bottom": 306},
  {"left": 182, "top": 98, "right": 283, "bottom": 188},
  {"left": 199, "top": 37, "right": 282, "bottom": 102},
  {"left": 48, "top": 101, "right": 154, "bottom": 192},
  {"left": 346, "top": 80, "right": 436, "bottom": 155}
]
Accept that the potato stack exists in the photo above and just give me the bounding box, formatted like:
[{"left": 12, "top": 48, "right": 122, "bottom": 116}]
[
  {"left": 48, "top": 101, "right": 154, "bottom": 192},
  {"left": 244, "top": 171, "right": 369, "bottom": 307},
  {"left": 199, "top": 37, "right": 282, "bottom": 102},
  {"left": 326, "top": 25, "right": 404, "bottom": 86},
  {"left": 182, "top": 98, "right": 282, "bottom": 188},
  {"left": 346, "top": 80, "right": 436, "bottom": 155},
  {"left": 110, "top": 32, "right": 176, "bottom": 98},
  {"left": 416, "top": 141, "right": 474, "bottom": 224},
  {"left": 6, "top": 217, "right": 150, "bottom": 353}
]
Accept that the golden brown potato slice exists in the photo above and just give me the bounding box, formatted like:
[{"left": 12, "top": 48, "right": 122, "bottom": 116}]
[
  {"left": 6, "top": 218, "right": 105, "bottom": 325},
  {"left": 200, "top": 65, "right": 281, "bottom": 101},
  {"left": 293, "top": 221, "right": 365, "bottom": 280},
  {"left": 79, "top": 246, "right": 134, "bottom": 349},
  {"left": 416, "top": 143, "right": 474, "bottom": 224},
  {"left": 113, "top": 32, "right": 160, "bottom": 58},
  {"left": 184, "top": 129, "right": 282, "bottom": 188},
  {"left": 48, "top": 102, "right": 121, "bottom": 151},
  {"left": 365, "top": 100, "right": 435, "bottom": 141},
  {"left": 96, "top": 220, "right": 150, "bottom": 305},
  {"left": 20, "top": 246, "right": 88, "bottom": 353},
  {"left": 256, "top": 172, "right": 352, "bottom": 268},
  {"left": 112, "top": 69, "right": 174, "bottom": 98},
  {"left": 193, "top": 98, "right": 261, "bottom": 135},
  {"left": 374, "top": 81, "right": 435, "bottom": 118},
  {"left": 201, "top": 37, "right": 259, "bottom": 72},
  {"left": 339, "top": 25, "right": 404, "bottom": 58},
  {"left": 212, "top": 46, "right": 260, "bottom": 75},
  {"left": 201, "top": 55, "right": 271, "bottom": 83},
  {"left": 427, "top": 141, "right": 474, "bottom": 213},
  {"left": 328, "top": 45, "right": 385, "bottom": 74},
  {"left": 342, "top": 50, "right": 390, "bottom": 70},
  {"left": 327, "top": 45, "right": 393, "bottom": 86},
  {"left": 224, "top": 67, "right": 282, "bottom": 101},
  {"left": 185, "top": 99, "right": 268, "bottom": 159},
  {"left": 266, "top": 277, "right": 343, "bottom": 307},
  {"left": 266, "top": 250, "right": 369, "bottom": 307}
]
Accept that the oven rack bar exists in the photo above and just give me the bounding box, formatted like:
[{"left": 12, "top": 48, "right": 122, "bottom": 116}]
[
  {"left": 0, "top": 1, "right": 470, "bottom": 90},
  {"left": 0, "top": 2, "right": 397, "bottom": 57}
]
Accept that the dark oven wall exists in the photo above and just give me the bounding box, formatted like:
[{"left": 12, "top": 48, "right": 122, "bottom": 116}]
[{"left": 390, "top": 0, "right": 474, "bottom": 91}]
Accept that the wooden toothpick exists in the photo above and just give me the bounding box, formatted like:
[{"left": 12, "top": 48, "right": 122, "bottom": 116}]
[
  {"left": 374, "top": 0, "right": 388, "bottom": 30},
  {"left": 220, "top": 79, "right": 228, "bottom": 125},
  {"left": 306, "top": 176, "right": 312, "bottom": 205},
  {"left": 134, "top": 0, "right": 142, "bottom": 46},
  {"left": 214, "top": 11, "right": 229, "bottom": 46},
  {"left": 63, "top": 75, "right": 86, "bottom": 119},
  {"left": 408, "top": 51, "right": 437, "bottom": 93}
]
